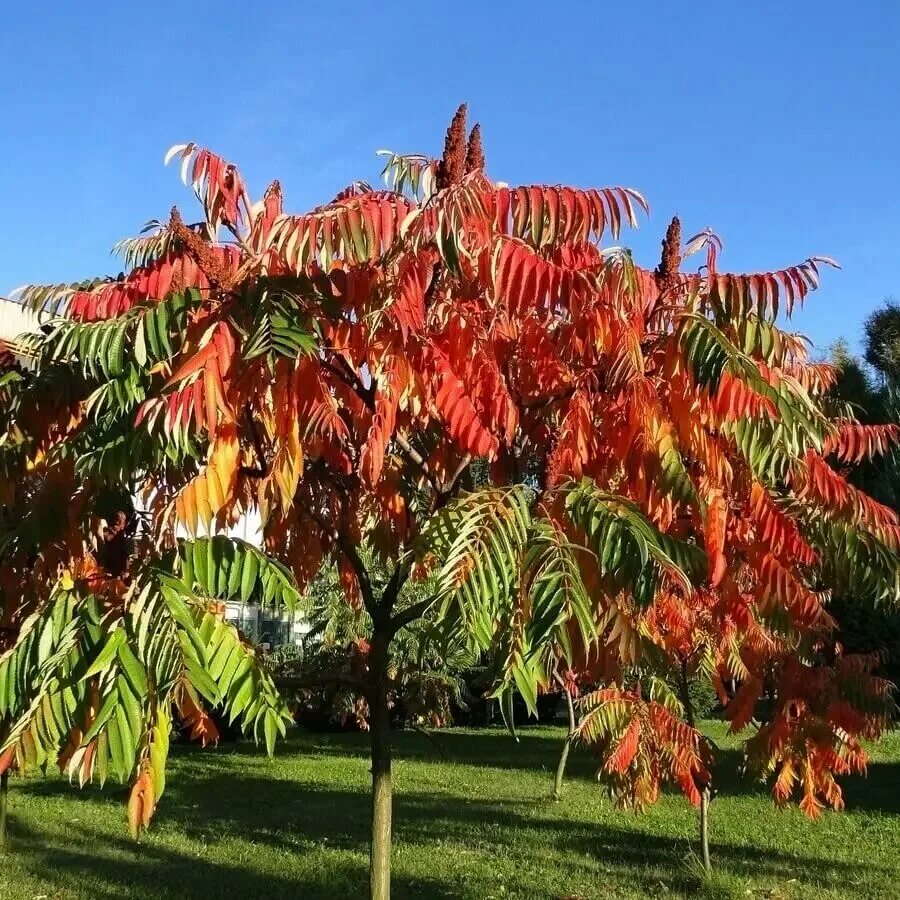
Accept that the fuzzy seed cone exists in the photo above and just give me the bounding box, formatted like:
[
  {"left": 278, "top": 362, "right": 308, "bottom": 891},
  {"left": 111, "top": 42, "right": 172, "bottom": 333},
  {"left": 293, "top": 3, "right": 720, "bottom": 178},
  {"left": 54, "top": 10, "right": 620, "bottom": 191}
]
[
  {"left": 169, "top": 207, "right": 234, "bottom": 292},
  {"left": 436, "top": 103, "right": 468, "bottom": 189},
  {"left": 465, "top": 124, "right": 484, "bottom": 173},
  {"left": 655, "top": 215, "right": 682, "bottom": 292}
]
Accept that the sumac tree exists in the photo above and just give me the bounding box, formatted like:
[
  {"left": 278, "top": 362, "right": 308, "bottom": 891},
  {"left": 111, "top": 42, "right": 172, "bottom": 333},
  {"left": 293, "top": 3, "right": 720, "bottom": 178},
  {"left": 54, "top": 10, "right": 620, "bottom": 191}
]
[{"left": 1, "top": 105, "right": 898, "bottom": 895}]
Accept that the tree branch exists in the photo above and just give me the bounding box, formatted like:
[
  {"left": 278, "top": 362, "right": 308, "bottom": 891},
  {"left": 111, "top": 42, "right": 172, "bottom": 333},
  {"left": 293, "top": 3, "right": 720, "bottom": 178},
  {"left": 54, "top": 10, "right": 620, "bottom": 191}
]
[
  {"left": 395, "top": 433, "right": 441, "bottom": 491},
  {"left": 381, "top": 556, "right": 414, "bottom": 618},
  {"left": 391, "top": 595, "right": 436, "bottom": 633},
  {"left": 240, "top": 403, "right": 269, "bottom": 478},
  {"left": 321, "top": 353, "right": 374, "bottom": 407},
  {"left": 444, "top": 453, "right": 472, "bottom": 491},
  {"left": 296, "top": 497, "right": 378, "bottom": 621},
  {"left": 321, "top": 352, "right": 441, "bottom": 491},
  {"left": 223, "top": 218, "right": 255, "bottom": 258}
]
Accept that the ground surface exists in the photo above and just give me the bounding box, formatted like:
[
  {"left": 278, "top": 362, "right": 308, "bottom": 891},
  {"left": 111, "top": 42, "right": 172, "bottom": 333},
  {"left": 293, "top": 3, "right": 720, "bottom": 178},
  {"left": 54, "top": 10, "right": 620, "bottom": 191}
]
[{"left": 1, "top": 723, "right": 898, "bottom": 899}]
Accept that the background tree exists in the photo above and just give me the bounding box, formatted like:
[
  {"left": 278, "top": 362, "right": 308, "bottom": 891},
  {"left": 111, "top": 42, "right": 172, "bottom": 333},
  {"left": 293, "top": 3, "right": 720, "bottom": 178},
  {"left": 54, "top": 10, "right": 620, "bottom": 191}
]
[
  {"left": 826, "top": 303, "right": 900, "bottom": 685},
  {"left": 1, "top": 106, "right": 898, "bottom": 896},
  {"left": 864, "top": 300, "right": 900, "bottom": 387}
]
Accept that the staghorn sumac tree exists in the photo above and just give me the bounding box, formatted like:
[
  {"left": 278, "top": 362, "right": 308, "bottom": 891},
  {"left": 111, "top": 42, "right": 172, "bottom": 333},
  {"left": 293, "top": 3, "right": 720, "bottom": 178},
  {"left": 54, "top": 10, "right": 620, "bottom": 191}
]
[{"left": 1, "top": 104, "right": 898, "bottom": 895}]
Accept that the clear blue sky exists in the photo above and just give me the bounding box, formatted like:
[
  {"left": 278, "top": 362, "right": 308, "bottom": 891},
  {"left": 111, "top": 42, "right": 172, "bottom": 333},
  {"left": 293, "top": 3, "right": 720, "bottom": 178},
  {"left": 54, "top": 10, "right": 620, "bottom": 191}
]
[{"left": 2, "top": 1, "right": 898, "bottom": 356}]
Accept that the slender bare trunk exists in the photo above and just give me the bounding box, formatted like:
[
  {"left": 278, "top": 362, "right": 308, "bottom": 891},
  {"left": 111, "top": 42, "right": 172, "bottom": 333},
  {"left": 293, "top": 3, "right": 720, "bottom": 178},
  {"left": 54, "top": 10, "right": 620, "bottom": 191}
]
[
  {"left": 699, "top": 786, "right": 711, "bottom": 872},
  {"left": 679, "top": 661, "right": 711, "bottom": 872},
  {"left": 0, "top": 719, "right": 8, "bottom": 850},
  {"left": 552, "top": 688, "right": 576, "bottom": 800},
  {"left": 0, "top": 772, "right": 7, "bottom": 851},
  {"left": 368, "top": 631, "right": 392, "bottom": 900}
]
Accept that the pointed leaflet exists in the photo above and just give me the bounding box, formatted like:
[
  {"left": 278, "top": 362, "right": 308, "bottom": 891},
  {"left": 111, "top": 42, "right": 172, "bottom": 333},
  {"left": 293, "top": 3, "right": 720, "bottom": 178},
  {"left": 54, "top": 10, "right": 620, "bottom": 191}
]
[{"left": 704, "top": 489, "right": 728, "bottom": 588}]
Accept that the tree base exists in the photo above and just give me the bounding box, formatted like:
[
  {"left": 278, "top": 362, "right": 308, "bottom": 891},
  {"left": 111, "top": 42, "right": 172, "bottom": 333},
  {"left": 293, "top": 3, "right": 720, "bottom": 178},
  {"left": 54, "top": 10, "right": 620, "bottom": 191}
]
[{"left": 0, "top": 771, "right": 9, "bottom": 851}]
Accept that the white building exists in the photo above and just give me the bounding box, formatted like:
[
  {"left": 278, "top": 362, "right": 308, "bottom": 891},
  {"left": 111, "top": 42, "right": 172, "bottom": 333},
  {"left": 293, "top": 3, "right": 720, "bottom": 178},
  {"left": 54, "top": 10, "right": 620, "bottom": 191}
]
[
  {"left": 0, "top": 295, "right": 42, "bottom": 367},
  {"left": 218, "top": 515, "right": 309, "bottom": 649}
]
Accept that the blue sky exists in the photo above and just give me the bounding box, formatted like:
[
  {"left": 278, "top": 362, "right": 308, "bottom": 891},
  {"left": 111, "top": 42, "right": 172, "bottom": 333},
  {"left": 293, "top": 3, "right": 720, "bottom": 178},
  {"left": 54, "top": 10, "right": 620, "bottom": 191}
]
[{"left": 2, "top": 1, "right": 898, "bottom": 356}]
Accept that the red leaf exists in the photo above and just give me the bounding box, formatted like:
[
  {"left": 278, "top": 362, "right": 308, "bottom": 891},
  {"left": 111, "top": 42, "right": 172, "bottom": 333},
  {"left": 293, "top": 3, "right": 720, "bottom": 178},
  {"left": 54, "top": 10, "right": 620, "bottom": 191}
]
[{"left": 705, "top": 489, "right": 728, "bottom": 588}]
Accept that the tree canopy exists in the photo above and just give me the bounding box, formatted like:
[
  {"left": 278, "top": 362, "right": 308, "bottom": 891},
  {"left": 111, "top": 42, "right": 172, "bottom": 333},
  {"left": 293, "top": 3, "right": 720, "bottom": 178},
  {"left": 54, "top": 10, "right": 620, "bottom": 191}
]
[{"left": 1, "top": 105, "right": 898, "bottom": 896}]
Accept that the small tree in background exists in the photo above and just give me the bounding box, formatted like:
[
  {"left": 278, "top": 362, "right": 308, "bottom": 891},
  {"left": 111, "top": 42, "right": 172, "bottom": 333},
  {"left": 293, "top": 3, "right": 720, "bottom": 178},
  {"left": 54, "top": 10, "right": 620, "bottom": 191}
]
[
  {"left": 830, "top": 302, "right": 900, "bottom": 509},
  {"left": 826, "top": 306, "right": 900, "bottom": 686},
  {"left": 569, "top": 222, "right": 899, "bottom": 867},
  {"left": 1, "top": 106, "right": 898, "bottom": 895},
  {"left": 864, "top": 301, "right": 900, "bottom": 387}
]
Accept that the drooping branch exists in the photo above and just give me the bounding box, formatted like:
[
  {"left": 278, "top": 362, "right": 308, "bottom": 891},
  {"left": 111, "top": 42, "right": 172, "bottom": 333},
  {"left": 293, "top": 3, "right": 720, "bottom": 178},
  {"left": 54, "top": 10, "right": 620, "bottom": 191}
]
[
  {"left": 552, "top": 671, "right": 577, "bottom": 801},
  {"left": 240, "top": 403, "right": 269, "bottom": 478}
]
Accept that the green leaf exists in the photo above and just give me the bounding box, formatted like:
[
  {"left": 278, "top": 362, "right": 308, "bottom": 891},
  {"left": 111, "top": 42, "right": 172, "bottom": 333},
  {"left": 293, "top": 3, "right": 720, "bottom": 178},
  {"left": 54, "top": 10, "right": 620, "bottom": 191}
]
[
  {"left": 83, "top": 629, "right": 126, "bottom": 680},
  {"left": 118, "top": 641, "right": 149, "bottom": 697},
  {"left": 134, "top": 323, "right": 148, "bottom": 367},
  {"left": 498, "top": 685, "right": 518, "bottom": 742},
  {"left": 264, "top": 709, "right": 278, "bottom": 756},
  {"left": 240, "top": 550, "right": 259, "bottom": 602},
  {"left": 149, "top": 707, "right": 171, "bottom": 800},
  {"left": 185, "top": 659, "right": 220, "bottom": 706}
]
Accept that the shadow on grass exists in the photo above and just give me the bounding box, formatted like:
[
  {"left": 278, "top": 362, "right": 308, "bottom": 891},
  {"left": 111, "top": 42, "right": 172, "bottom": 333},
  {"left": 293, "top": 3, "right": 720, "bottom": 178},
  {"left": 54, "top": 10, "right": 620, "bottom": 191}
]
[
  {"left": 185, "top": 725, "right": 574, "bottom": 772},
  {"left": 6, "top": 817, "right": 453, "bottom": 900},
  {"left": 273, "top": 727, "right": 900, "bottom": 815},
  {"left": 839, "top": 760, "right": 900, "bottom": 815},
  {"left": 9, "top": 728, "right": 900, "bottom": 899},
  {"left": 703, "top": 747, "right": 900, "bottom": 815},
  {"left": 16, "top": 773, "right": 892, "bottom": 898}
]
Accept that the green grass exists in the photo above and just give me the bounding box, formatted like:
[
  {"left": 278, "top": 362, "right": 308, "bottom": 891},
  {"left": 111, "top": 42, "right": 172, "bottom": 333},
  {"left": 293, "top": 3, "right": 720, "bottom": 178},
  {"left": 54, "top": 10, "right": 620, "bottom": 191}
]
[{"left": 1, "top": 722, "right": 898, "bottom": 899}]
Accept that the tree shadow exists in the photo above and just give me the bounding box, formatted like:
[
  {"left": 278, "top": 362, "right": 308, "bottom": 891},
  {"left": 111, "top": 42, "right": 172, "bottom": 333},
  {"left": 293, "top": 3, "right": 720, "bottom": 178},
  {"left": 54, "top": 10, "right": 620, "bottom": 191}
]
[
  {"left": 5, "top": 816, "right": 454, "bottom": 900},
  {"left": 8, "top": 728, "right": 899, "bottom": 898},
  {"left": 839, "top": 760, "right": 900, "bottom": 815},
  {"left": 700, "top": 746, "right": 900, "bottom": 816},
  {"left": 17, "top": 724, "right": 897, "bottom": 813},
  {"left": 190, "top": 725, "right": 571, "bottom": 772},
  {"left": 19, "top": 767, "right": 884, "bottom": 899}
]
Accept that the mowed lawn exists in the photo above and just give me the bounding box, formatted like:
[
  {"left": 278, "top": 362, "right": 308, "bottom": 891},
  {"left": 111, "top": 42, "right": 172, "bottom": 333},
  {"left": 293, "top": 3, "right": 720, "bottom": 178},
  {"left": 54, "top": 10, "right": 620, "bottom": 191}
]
[{"left": 2, "top": 723, "right": 899, "bottom": 899}]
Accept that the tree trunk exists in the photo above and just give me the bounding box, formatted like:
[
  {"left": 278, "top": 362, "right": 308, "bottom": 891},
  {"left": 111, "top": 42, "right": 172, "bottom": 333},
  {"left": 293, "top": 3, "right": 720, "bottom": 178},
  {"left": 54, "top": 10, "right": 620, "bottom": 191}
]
[
  {"left": 0, "top": 719, "right": 8, "bottom": 851},
  {"left": 552, "top": 688, "right": 576, "bottom": 801},
  {"left": 699, "top": 786, "right": 711, "bottom": 873},
  {"left": 0, "top": 771, "right": 7, "bottom": 851},
  {"left": 368, "top": 631, "right": 392, "bottom": 900},
  {"left": 679, "top": 661, "right": 711, "bottom": 873}
]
